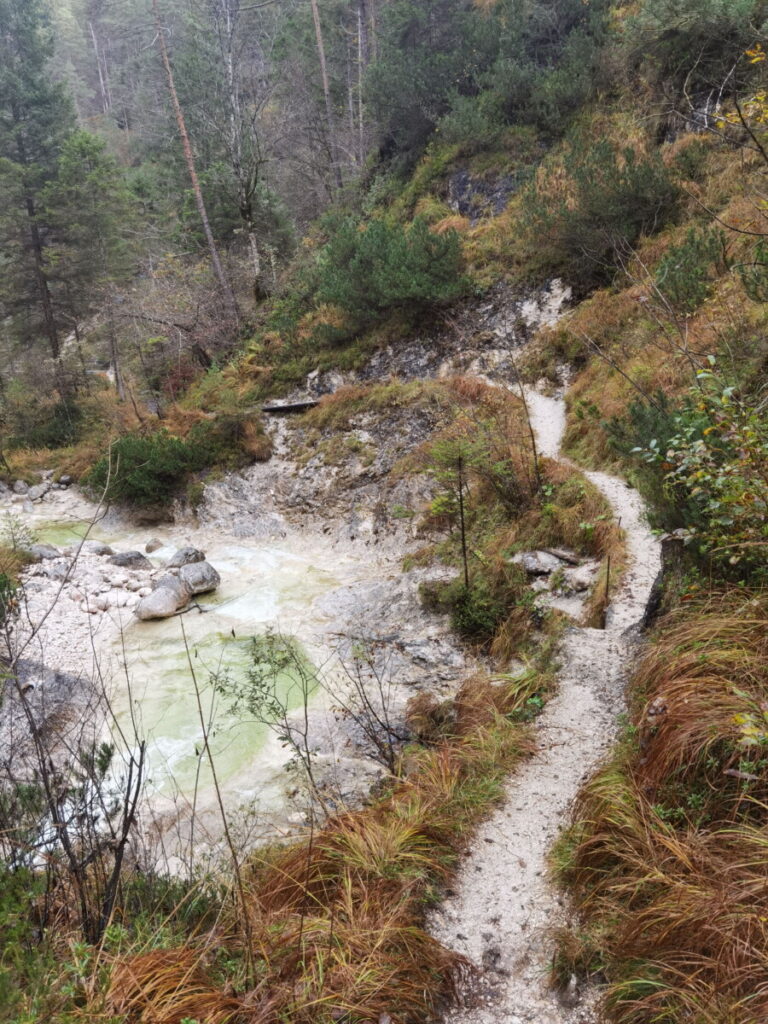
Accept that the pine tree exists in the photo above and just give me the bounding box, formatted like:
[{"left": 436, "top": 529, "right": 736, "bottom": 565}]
[{"left": 0, "top": 0, "right": 76, "bottom": 361}]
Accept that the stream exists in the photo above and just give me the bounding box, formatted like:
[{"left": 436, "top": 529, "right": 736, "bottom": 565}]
[{"left": 8, "top": 489, "right": 408, "bottom": 855}]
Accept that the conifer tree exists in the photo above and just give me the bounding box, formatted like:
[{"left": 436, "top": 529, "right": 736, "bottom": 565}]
[
  {"left": 42, "top": 131, "right": 136, "bottom": 398},
  {"left": 0, "top": 0, "right": 76, "bottom": 362}
]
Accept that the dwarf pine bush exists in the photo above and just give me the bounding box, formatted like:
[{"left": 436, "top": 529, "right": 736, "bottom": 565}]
[{"left": 315, "top": 216, "right": 467, "bottom": 325}]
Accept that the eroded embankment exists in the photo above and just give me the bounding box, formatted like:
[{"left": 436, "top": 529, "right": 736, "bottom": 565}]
[{"left": 430, "top": 383, "right": 660, "bottom": 1024}]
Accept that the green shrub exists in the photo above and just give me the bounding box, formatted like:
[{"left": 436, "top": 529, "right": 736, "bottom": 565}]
[
  {"left": 437, "top": 94, "right": 505, "bottom": 152},
  {"left": 523, "top": 139, "right": 680, "bottom": 289},
  {"left": 450, "top": 578, "right": 509, "bottom": 640},
  {"left": 605, "top": 391, "right": 701, "bottom": 530},
  {"left": 630, "top": 371, "right": 768, "bottom": 579},
  {"left": 627, "top": 0, "right": 762, "bottom": 88},
  {"left": 421, "top": 576, "right": 509, "bottom": 641},
  {"left": 187, "top": 415, "right": 270, "bottom": 467},
  {"left": 739, "top": 237, "right": 768, "bottom": 302},
  {"left": 654, "top": 227, "right": 726, "bottom": 313},
  {"left": 6, "top": 397, "right": 82, "bottom": 450},
  {"left": 86, "top": 431, "right": 207, "bottom": 508},
  {"left": 484, "top": 0, "right": 611, "bottom": 136},
  {"left": 315, "top": 216, "right": 468, "bottom": 326}
]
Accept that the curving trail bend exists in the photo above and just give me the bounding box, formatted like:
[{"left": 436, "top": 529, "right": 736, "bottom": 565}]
[{"left": 430, "top": 381, "right": 661, "bottom": 1024}]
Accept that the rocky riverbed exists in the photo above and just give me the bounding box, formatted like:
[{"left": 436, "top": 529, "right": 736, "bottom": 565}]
[{"left": 0, "top": 467, "right": 474, "bottom": 859}]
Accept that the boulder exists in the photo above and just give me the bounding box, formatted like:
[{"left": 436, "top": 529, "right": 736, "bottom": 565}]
[
  {"left": 80, "top": 540, "right": 114, "bottom": 557},
  {"left": 26, "top": 542, "right": 61, "bottom": 561},
  {"left": 145, "top": 538, "right": 163, "bottom": 553},
  {"left": 166, "top": 546, "right": 205, "bottom": 568},
  {"left": 59, "top": 475, "right": 72, "bottom": 486},
  {"left": 153, "top": 573, "right": 193, "bottom": 603},
  {"left": 109, "top": 550, "right": 153, "bottom": 570},
  {"left": 510, "top": 550, "right": 564, "bottom": 576},
  {"left": 134, "top": 585, "right": 186, "bottom": 621},
  {"left": 179, "top": 560, "right": 220, "bottom": 595},
  {"left": 12, "top": 480, "right": 28, "bottom": 495},
  {"left": 27, "top": 482, "right": 50, "bottom": 501}
]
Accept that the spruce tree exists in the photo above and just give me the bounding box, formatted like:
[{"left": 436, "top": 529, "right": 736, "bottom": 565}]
[
  {"left": 0, "top": 0, "right": 76, "bottom": 361},
  {"left": 41, "top": 131, "right": 136, "bottom": 397}
]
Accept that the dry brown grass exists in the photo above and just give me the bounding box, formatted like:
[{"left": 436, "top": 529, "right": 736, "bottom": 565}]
[
  {"left": 433, "top": 214, "right": 472, "bottom": 236},
  {"left": 560, "top": 591, "right": 768, "bottom": 1023},
  {"left": 107, "top": 949, "right": 254, "bottom": 1024}
]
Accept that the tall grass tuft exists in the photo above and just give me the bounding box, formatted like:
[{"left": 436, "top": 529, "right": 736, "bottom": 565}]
[{"left": 559, "top": 591, "right": 768, "bottom": 1023}]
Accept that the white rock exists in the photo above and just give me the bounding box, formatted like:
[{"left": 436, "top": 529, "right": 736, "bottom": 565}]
[
  {"left": 134, "top": 586, "right": 184, "bottom": 620},
  {"left": 510, "top": 550, "right": 564, "bottom": 575}
]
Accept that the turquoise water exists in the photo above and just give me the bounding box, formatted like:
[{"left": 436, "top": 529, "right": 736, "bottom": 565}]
[
  {"left": 106, "top": 539, "right": 342, "bottom": 809},
  {"left": 24, "top": 497, "right": 353, "bottom": 819}
]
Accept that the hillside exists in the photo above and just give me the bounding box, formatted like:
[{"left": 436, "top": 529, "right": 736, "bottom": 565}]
[{"left": 1, "top": 1, "right": 768, "bottom": 1022}]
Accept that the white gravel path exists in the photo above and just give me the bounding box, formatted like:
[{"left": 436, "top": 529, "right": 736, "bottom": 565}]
[{"left": 430, "top": 381, "right": 661, "bottom": 1023}]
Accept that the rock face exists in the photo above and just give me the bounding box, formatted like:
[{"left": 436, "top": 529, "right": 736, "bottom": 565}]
[
  {"left": 166, "top": 546, "right": 205, "bottom": 568},
  {"left": 179, "top": 560, "right": 220, "bottom": 594},
  {"left": 109, "top": 550, "right": 153, "bottom": 570}
]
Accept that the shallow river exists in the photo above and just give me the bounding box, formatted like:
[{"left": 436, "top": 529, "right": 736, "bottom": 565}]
[{"left": 24, "top": 500, "right": 377, "bottom": 842}]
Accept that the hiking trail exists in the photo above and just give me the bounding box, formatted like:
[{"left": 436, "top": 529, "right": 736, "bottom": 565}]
[{"left": 430, "top": 379, "right": 661, "bottom": 1024}]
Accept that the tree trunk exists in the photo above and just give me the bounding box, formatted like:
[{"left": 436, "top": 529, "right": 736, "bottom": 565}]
[
  {"left": 219, "top": 0, "right": 264, "bottom": 293},
  {"left": 357, "top": 0, "right": 368, "bottom": 166},
  {"left": 107, "top": 320, "right": 125, "bottom": 401},
  {"left": 152, "top": 0, "right": 238, "bottom": 319},
  {"left": 369, "top": 0, "right": 377, "bottom": 60},
  {"left": 309, "top": 0, "right": 343, "bottom": 190},
  {"left": 88, "top": 21, "right": 110, "bottom": 114},
  {"left": 24, "top": 196, "right": 60, "bottom": 362}
]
